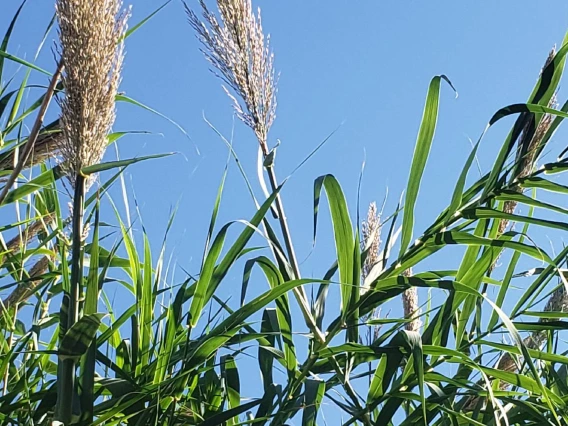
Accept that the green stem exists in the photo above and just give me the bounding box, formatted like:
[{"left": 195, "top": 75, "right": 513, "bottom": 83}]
[
  {"left": 264, "top": 164, "right": 326, "bottom": 344},
  {"left": 56, "top": 173, "right": 85, "bottom": 424},
  {"left": 264, "top": 162, "right": 331, "bottom": 424},
  {"left": 265, "top": 166, "right": 300, "bottom": 279}
]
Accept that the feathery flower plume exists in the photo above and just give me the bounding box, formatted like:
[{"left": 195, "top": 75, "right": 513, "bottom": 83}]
[
  {"left": 465, "top": 279, "right": 568, "bottom": 411},
  {"left": 402, "top": 268, "right": 421, "bottom": 332},
  {"left": 528, "top": 283, "right": 568, "bottom": 348},
  {"left": 0, "top": 131, "right": 62, "bottom": 175},
  {"left": 186, "top": 0, "right": 277, "bottom": 153},
  {"left": 56, "top": 0, "right": 129, "bottom": 181},
  {"left": 361, "top": 202, "right": 381, "bottom": 294},
  {"left": 1, "top": 215, "right": 54, "bottom": 310},
  {"left": 498, "top": 94, "right": 556, "bottom": 235},
  {"left": 494, "top": 283, "right": 568, "bottom": 388},
  {"left": 2, "top": 255, "right": 51, "bottom": 311},
  {"left": 4, "top": 215, "right": 54, "bottom": 255},
  {"left": 497, "top": 48, "right": 557, "bottom": 237},
  {"left": 465, "top": 48, "right": 560, "bottom": 411}
]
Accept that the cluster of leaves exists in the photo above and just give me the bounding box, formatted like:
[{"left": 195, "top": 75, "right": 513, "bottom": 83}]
[{"left": 2, "top": 2, "right": 568, "bottom": 425}]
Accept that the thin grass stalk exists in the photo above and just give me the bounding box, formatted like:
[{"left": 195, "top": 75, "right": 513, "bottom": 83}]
[
  {"left": 264, "top": 164, "right": 300, "bottom": 278},
  {"left": 265, "top": 166, "right": 326, "bottom": 345},
  {"left": 264, "top": 165, "right": 327, "bottom": 344},
  {"left": 0, "top": 62, "right": 63, "bottom": 205}
]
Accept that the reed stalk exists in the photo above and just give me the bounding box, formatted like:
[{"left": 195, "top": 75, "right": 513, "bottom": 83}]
[{"left": 53, "top": 0, "right": 128, "bottom": 421}]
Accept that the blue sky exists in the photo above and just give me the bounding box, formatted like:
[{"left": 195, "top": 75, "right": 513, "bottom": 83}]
[
  {"left": 4, "top": 0, "right": 568, "bottom": 422},
  {"left": 7, "top": 1, "right": 568, "bottom": 264}
]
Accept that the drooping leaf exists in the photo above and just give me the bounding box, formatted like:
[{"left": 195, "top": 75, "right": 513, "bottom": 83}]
[{"left": 59, "top": 314, "right": 106, "bottom": 360}]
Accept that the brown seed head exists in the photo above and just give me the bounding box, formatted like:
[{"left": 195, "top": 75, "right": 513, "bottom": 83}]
[
  {"left": 4, "top": 215, "right": 54, "bottom": 255},
  {"left": 493, "top": 282, "right": 568, "bottom": 394},
  {"left": 2, "top": 255, "right": 51, "bottom": 310},
  {"left": 493, "top": 48, "right": 558, "bottom": 265}
]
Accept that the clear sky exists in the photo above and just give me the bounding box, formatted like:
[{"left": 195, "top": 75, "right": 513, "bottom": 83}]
[
  {"left": 3, "top": 0, "right": 568, "bottom": 422},
  {"left": 6, "top": 0, "right": 568, "bottom": 270}
]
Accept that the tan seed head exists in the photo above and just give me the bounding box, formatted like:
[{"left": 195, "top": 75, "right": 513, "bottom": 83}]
[
  {"left": 56, "top": 0, "right": 129, "bottom": 181},
  {"left": 186, "top": 0, "right": 277, "bottom": 153}
]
